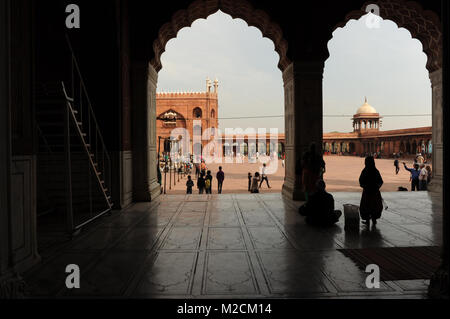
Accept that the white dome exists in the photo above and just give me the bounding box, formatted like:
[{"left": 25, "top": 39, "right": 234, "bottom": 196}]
[{"left": 356, "top": 98, "right": 377, "bottom": 114}]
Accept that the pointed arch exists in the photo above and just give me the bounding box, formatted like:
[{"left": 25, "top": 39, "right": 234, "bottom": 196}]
[
  {"left": 151, "top": 0, "right": 291, "bottom": 72},
  {"left": 330, "top": 0, "right": 442, "bottom": 72}
]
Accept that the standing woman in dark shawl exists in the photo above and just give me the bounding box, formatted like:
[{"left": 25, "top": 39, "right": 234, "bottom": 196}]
[{"left": 359, "top": 156, "right": 384, "bottom": 227}]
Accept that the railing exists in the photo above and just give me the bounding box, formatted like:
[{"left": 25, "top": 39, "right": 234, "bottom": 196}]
[
  {"left": 62, "top": 34, "right": 113, "bottom": 235},
  {"left": 36, "top": 121, "right": 53, "bottom": 155}
]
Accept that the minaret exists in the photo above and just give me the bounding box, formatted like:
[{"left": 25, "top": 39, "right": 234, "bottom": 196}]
[
  {"left": 206, "top": 77, "right": 212, "bottom": 93},
  {"left": 213, "top": 78, "right": 219, "bottom": 93}
]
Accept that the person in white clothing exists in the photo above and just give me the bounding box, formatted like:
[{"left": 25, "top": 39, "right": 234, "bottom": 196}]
[
  {"left": 419, "top": 163, "right": 428, "bottom": 191},
  {"left": 259, "top": 163, "right": 271, "bottom": 189}
]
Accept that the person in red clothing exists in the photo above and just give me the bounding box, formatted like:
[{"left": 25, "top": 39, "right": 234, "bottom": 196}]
[
  {"left": 200, "top": 160, "right": 207, "bottom": 175},
  {"left": 216, "top": 166, "right": 225, "bottom": 194}
]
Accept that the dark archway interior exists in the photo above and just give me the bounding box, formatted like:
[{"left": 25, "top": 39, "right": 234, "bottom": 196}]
[{"left": 1, "top": 0, "right": 447, "bottom": 299}]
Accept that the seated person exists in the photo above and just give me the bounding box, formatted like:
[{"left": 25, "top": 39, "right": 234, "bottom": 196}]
[{"left": 299, "top": 180, "right": 342, "bottom": 227}]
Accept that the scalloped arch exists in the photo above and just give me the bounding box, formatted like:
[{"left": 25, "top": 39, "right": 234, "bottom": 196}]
[
  {"left": 151, "top": 0, "right": 291, "bottom": 72},
  {"left": 157, "top": 109, "right": 187, "bottom": 122},
  {"left": 331, "top": 0, "right": 442, "bottom": 73}
]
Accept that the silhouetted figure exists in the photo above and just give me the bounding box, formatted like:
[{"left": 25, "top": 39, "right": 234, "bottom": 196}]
[
  {"left": 359, "top": 156, "right": 384, "bottom": 227},
  {"left": 394, "top": 159, "right": 400, "bottom": 175},
  {"left": 298, "top": 180, "right": 342, "bottom": 227},
  {"left": 426, "top": 165, "right": 432, "bottom": 185},
  {"left": 300, "top": 143, "right": 326, "bottom": 201},
  {"left": 205, "top": 170, "right": 213, "bottom": 194},
  {"left": 216, "top": 166, "right": 225, "bottom": 194},
  {"left": 403, "top": 162, "right": 420, "bottom": 191},
  {"left": 248, "top": 173, "right": 252, "bottom": 192},
  {"left": 157, "top": 165, "right": 162, "bottom": 185},
  {"left": 201, "top": 161, "right": 207, "bottom": 176},
  {"left": 194, "top": 163, "right": 200, "bottom": 178},
  {"left": 197, "top": 173, "right": 206, "bottom": 194},
  {"left": 250, "top": 172, "right": 260, "bottom": 193},
  {"left": 259, "top": 163, "right": 271, "bottom": 189},
  {"left": 186, "top": 176, "right": 194, "bottom": 194}
]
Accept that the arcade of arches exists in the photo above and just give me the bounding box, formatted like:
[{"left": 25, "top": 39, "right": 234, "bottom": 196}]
[
  {"left": 0, "top": 0, "right": 448, "bottom": 298},
  {"left": 323, "top": 99, "right": 433, "bottom": 158}
]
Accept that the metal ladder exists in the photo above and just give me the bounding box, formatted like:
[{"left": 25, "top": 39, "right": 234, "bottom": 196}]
[{"left": 60, "top": 34, "right": 113, "bottom": 234}]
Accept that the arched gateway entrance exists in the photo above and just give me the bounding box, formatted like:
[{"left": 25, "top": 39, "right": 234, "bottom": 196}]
[
  {"left": 127, "top": 0, "right": 443, "bottom": 203},
  {"left": 0, "top": 0, "right": 447, "bottom": 298}
]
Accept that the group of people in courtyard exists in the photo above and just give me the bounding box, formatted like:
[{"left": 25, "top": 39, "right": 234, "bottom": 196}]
[
  {"left": 394, "top": 153, "right": 433, "bottom": 191},
  {"left": 298, "top": 143, "right": 386, "bottom": 229},
  {"left": 248, "top": 163, "right": 272, "bottom": 193},
  {"left": 185, "top": 160, "right": 274, "bottom": 195},
  {"left": 186, "top": 161, "right": 225, "bottom": 195}
]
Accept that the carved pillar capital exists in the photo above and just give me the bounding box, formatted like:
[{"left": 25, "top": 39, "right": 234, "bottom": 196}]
[{"left": 429, "top": 68, "right": 443, "bottom": 87}]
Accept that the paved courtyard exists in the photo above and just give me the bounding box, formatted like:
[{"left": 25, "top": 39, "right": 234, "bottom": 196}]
[
  {"left": 163, "top": 156, "right": 430, "bottom": 194},
  {"left": 26, "top": 191, "right": 442, "bottom": 299}
]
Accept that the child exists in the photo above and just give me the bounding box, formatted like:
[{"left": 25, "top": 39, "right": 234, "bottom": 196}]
[
  {"left": 205, "top": 170, "right": 213, "bottom": 194},
  {"left": 186, "top": 175, "right": 194, "bottom": 194},
  {"left": 197, "top": 172, "right": 206, "bottom": 194},
  {"left": 248, "top": 172, "right": 252, "bottom": 192},
  {"left": 250, "top": 172, "right": 261, "bottom": 193}
]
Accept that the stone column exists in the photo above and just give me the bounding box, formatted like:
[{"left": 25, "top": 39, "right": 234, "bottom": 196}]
[
  {"left": 0, "top": 0, "right": 32, "bottom": 297},
  {"left": 147, "top": 66, "right": 161, "bottom": 199},
  {"left": 0, "top": 0, "right": 12, "bottom": 292},
  {"left": 282, "top": 61, "right": 324, "bottom": 201},
  {"left": 428, "top": 69, "right": 443, "bottom": 194},
  {"left": 428, "top": 0, "right": 448, "bottom": 299},
  {"left": 117, "top": 2, "right": 133, "bottom": 208},
  {"left": 131, "top": 62, "right": 161, "bottom": 201}
]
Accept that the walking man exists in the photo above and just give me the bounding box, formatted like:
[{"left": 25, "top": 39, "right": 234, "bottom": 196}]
[
  {"left": 216, "top": 167, "right": 225, "bottom": 194},
  {"left": 403, "top": 162, "right": 421, "bottom": 191},
  {"left": 259, "top": 163, "right": 271, "bottom": 189},
  {"left": 195, "top": 163, "right": 200, "bottom": 178}
]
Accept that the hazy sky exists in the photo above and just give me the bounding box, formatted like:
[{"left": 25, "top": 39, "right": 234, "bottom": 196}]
[{"left": 157, "top": 11, "right": 432, "bottom": 133}]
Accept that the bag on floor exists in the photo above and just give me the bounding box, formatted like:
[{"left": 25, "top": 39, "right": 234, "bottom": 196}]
[{"left": 343, "top": 204, "right": 360, "bottom": 232}]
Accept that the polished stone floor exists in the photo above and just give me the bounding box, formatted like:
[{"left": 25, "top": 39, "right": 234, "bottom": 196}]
[{"left": 25, "top": 192, "right": 443, "bottom": 299}]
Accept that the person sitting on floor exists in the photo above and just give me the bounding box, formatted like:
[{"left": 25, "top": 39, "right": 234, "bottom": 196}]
[{"left": 298, "top": 179, "right": 342, "bottom": 227}]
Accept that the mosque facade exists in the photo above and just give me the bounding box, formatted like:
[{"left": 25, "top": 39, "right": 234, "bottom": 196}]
[
  {"left": 157, "top": 89, "right": 431, "bottom": 159},
  {"left": 323, "top": 99, "right": 432, "bottom": 158},
  {"left": 156, "top": 78, "right": 219, "bottom": 155}
]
